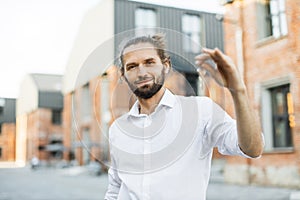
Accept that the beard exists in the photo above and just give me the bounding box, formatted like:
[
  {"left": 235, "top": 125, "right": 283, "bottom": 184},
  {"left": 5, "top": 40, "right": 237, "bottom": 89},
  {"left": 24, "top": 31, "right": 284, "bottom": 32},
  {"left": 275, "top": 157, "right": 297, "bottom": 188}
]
[{"left": 124, "top": 69, "right": 165, "bottom": 99}]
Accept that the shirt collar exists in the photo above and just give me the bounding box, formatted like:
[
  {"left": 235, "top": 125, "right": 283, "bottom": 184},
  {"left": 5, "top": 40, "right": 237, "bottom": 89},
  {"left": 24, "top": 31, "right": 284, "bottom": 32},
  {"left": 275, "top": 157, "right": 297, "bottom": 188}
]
[{"left": 128, "top": 89, "right": 176, "bottom": 118}]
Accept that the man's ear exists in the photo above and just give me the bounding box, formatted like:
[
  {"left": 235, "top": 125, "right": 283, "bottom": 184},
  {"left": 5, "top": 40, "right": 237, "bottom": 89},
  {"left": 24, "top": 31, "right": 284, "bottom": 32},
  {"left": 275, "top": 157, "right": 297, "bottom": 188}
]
[{"left": 163, "top": 58, "right": 171, "bottom": 74}]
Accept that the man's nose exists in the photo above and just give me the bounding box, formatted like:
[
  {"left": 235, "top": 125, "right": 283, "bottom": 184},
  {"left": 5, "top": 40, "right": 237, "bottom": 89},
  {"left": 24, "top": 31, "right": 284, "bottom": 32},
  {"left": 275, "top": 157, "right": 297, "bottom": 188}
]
[{"left": 137, "top": 64, "right": 147, "bottom": 76}]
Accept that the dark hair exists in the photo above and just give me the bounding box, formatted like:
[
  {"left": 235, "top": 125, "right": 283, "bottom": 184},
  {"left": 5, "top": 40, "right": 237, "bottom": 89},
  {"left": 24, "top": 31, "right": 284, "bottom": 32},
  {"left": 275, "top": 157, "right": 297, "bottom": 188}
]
[{"left": 119, "top": 33, "right": 170, "bottom": 74}]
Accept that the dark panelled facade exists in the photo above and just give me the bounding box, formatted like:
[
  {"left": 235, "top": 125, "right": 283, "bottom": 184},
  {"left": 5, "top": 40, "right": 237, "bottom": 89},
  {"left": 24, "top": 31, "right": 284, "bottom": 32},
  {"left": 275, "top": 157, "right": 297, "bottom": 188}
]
[
  {"left": 0, "top": 98, "right": 16, "bottom": 124},
  {"left": 38, "top": 91, "right": 63, "bottom": 110},
  {"left": 114, "top": 0, "right": 224, "bottom": 95}
]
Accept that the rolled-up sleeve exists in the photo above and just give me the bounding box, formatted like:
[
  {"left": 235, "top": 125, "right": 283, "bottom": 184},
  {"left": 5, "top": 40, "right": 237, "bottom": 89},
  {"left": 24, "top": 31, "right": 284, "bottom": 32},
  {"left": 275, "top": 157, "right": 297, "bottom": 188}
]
[{"left": 200, "top": 97, "right": 264, "bottom": 159}]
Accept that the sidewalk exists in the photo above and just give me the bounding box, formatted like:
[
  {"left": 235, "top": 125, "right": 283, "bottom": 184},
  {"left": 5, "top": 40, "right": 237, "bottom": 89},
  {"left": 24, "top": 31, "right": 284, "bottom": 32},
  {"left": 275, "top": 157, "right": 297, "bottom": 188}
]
[
  {"left": 1, "top": 163, "right": 299, "bottom": 200},
  {"left": 208, "top": 161, "right": 300, "bottom": 200}
]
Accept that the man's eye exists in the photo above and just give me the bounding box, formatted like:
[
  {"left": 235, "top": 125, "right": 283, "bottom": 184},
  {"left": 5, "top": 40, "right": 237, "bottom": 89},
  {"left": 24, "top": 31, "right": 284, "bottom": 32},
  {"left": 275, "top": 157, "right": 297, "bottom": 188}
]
[
  {"left": 126, "top": 65, "right": 136, "bottom": 70},
  {"left": 146, "top": 60, "right": 155, "bottom": 65}
]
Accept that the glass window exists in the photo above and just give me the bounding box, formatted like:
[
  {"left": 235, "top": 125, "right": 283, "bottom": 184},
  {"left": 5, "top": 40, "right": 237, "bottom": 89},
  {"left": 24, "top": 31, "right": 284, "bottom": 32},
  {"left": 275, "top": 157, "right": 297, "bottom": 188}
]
[
  {"left": 81, "top": 84, "right": 91, "bottom": 121},
  {"left": 182, "top": 14, "right": 202, "bottom": 53},
  {"left": 269, "top": 84, "right": 292, "bottom": 148},
  {"left": 135, "top": 8, "right": 157, "bottom": 36},
  {"left": 257, "top": 0, "right": 288, "bottom": 40},
  {"left": 0, "top": 98, "right": 5, "bottom": 115},
  {"left": 0, "top": 147, "right": 2, "bottom": 158},
  {"left": 52, "top": 109, "right": 62, "bottom": 125},
  {"left": 71, "top": 92, "right": 77, "bottom": 148}
]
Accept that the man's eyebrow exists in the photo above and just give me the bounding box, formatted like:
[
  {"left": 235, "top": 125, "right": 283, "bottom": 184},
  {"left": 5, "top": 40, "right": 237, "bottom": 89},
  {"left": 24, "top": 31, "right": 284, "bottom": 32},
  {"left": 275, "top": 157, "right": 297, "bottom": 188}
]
[
  {"left": 144, "top": 58, "right": 156, "bottom": 62},
  {"left": 125, "top": 62, "right": 138, "bottom": 67}
]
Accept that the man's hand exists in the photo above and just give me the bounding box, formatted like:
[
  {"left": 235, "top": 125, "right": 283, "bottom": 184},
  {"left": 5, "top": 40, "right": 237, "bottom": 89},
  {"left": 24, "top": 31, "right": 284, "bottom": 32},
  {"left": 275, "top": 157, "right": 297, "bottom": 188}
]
[
  {"left": 195, "top": 47, "right": 246, "bottom": 94},
  {"left": 195, "top": 47, "right": 264, "bottom": 158}
]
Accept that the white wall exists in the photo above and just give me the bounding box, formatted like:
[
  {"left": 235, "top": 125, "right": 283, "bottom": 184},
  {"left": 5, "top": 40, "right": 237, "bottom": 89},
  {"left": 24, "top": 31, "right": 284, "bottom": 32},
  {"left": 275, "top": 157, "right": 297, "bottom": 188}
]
[
  {"left": 63, "top": 0, "right": 115, "bottom": 94},
  {"left": 16, "top": 74, "right": 38, "bottom": 116}
]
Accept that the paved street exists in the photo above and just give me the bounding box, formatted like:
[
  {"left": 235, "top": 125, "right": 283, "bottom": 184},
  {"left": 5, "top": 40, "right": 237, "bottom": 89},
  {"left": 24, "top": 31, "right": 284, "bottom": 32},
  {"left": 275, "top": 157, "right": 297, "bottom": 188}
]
[
  {"left": 0, "top": 164, "right": 300, "bottom": 200},
  {"left": 0, "top": 166, "right": 108, "bottom": 200}
]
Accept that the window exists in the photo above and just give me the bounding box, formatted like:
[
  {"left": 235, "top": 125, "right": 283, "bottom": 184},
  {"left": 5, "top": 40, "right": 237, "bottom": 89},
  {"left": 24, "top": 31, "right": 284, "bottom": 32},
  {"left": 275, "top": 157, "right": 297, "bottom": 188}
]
[
  {"left": 82, "top": 128, "right": 91, "bottom": 164},
  {"left": 262, "top": 83, "right": 294, "bottom": 151},
  {"left": 71, "top": 92, "right": 77, "bottom": 147},
  {"left": 182, "top": 14, "right": 203, "bottom": 53},
  {"left": 0, "top": 147, "right": 2, "bottom": 158},
  {"left": 0, "top": 98, "right": 5, "bottom": 115},
  {"left": 270, "top": 85, "right": 292, "bottom": 148},
  {"left": 52, "top": 109, "right": 62, "bottom": 125},
  {"left": 81, "top": 84, "right": 91, "bottom": 122},
  {"left": 135, "top": 8, "right": 157, "bottom": 36},
  {"left": 257, "top": 0, "right": 288, "bottom": 40},
  {"left": 0, "top": 123, "right": 2, "bottom": 134}
]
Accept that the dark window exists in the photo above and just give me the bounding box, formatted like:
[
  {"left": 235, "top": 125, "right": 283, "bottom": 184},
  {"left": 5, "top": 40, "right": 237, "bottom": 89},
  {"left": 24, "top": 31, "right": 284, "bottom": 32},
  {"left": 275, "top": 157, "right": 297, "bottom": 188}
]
[
  {"left": 0, "top": 123, "right": 2, "bottom": 134},
  {"left": 0, "top": 98, "right": 5, "bottom": 115},
  {"left": 52, "top": 110, "right": 62, "bottom": 125},
  {"left": 257, "top": 0, "right": 288, "bottom": 40},
  {"left": 0, "top": 147, "right": 2, "bottom": 158},
  {"left": 270, "top": 84, "right": 292, "bottom": 148}
]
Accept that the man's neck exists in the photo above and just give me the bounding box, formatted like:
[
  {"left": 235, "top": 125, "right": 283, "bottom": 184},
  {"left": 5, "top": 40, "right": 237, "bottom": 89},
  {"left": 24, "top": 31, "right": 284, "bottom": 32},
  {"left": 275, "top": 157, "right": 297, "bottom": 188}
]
[{"left": 138, "top": 87, "right": 166, "bottom": 115}]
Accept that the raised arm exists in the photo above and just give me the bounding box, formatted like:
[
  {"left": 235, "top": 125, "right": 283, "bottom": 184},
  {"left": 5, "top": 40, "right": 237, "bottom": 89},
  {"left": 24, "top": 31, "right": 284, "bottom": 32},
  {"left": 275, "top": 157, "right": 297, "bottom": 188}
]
[{"left": 195, "top": 48, "right": 264, "bottom": 158}]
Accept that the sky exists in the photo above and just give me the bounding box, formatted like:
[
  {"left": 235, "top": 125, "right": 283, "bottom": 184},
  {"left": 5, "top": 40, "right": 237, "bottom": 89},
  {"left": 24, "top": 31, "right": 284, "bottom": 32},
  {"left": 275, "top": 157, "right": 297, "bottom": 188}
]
[{"left": 0, "top": 0, "right": 223, "bottom": 98}]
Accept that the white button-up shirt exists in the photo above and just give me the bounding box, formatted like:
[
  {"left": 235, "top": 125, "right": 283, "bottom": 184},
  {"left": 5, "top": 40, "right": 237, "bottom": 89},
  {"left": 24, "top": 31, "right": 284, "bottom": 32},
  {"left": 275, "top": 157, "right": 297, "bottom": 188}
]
[{"left": 105, "top": 89, "right": 251, "bottom": 200}]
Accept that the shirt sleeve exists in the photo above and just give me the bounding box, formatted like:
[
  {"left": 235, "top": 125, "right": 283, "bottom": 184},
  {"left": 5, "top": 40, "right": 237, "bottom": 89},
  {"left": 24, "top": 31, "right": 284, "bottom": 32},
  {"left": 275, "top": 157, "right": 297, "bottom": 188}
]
[
  {"left": 104, "top": 165, "right": 122, "bottom": 200},
  {"left": 104, "top": 127, "right": 122, "bottom": 200},
  {"left": 199, "top": 97, "right": 254, "bottom": 158}
]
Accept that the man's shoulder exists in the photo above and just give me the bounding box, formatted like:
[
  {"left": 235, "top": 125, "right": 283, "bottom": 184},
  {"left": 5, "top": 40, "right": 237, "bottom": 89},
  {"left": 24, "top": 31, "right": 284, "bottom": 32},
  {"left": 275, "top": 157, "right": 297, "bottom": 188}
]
[{"left": 110, "top": 112, "right": 130, "bottom": 129}]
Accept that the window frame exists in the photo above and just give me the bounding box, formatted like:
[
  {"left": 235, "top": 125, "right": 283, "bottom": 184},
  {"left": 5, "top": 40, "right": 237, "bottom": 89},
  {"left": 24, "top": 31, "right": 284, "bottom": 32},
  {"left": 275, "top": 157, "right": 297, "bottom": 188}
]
[
  {"left": 261, "top": 77, "right": 294, "bottom": 152},
  {"left": 256, "top": 0, "right": 288, "bottom": 41},
  {"left": 269, "top": 84, "right": 292, "bottom": 148},
  {"left": 135, "top": 7, "right": 157, "bottom": 36},
  {"left": 181, "top": 13, "right": 203, "bottom": 54}
]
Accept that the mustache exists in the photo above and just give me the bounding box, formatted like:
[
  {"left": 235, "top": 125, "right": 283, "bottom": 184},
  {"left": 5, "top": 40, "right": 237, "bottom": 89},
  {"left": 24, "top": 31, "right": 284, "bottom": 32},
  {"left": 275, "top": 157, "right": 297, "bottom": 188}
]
[{"left": 134, "top": 76, "right": 153, "bottom": 84}]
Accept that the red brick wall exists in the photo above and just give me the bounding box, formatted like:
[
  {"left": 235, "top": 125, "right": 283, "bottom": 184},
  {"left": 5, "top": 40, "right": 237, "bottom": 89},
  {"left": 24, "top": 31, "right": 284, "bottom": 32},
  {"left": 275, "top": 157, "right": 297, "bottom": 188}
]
[
  {"left": 26, "top": 108, "right": 64, "bottom": 161},
  {"left": 223, "top": 0, "right": 300, "bottom": 187},
  {"left": 0, "top": 123, "right": 16, "bottom": 161}
]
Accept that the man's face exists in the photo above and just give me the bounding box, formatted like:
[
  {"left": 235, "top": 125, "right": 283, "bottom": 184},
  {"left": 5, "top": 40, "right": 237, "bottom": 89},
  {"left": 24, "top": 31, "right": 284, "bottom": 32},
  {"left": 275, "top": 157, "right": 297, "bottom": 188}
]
[{"left": 122, "top": 43, "right": 169, "bottom": 99}]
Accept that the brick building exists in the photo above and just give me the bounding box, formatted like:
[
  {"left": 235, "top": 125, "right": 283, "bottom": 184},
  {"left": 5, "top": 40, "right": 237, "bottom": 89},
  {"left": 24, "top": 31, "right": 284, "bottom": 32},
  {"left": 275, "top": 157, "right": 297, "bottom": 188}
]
[
  {"left": 16, "top": 74, "right": 64, "bottom": 166},
  {"left": 221, "top": 0, "right": 300, "bottom": 188},
  {"left": 0, "top": 98, "right": 16, "bottom": 162},
  {"left": 62, "top": 0, "right": 225, "bottom": 166}
]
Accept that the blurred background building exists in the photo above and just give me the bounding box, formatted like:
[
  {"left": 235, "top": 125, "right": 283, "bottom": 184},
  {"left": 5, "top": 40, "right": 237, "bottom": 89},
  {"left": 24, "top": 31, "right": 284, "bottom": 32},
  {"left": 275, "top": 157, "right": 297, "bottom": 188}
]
[
  {"left": 221, "top": 0, "right": 300, "bottom": 188},
  {"left": 0, "top": 98, "right": 16, "bottom": 162},
  {"left": 16, "top": 73, "right": 64, "bottom": 166}
]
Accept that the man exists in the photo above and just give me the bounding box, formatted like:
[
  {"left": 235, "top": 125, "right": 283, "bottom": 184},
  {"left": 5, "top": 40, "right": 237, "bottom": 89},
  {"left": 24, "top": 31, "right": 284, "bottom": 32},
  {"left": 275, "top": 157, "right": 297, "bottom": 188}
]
[{"left": 104, "top": 34, "right": 264, "bottom": 200}]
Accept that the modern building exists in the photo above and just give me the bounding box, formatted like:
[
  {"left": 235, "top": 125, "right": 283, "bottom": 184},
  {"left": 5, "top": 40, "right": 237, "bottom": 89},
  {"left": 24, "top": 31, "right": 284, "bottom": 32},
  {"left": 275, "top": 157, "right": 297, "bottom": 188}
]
[
  {"left": 222, "top": 0, "right": 300, "bottom": 188},
  {"left": 16, "top": 73, "right": 64, "bottom": 166},
  {"left": 0, "top": 98, "right": 16, "bottom": 162},
  {"left": 62, "top": 0, "right": 225, "bottom": 166}
]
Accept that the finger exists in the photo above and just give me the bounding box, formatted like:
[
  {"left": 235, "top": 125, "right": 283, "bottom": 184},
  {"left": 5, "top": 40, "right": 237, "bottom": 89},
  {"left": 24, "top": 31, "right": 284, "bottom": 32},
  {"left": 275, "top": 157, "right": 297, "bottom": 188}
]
[
  {"left": 202, "top": 47, "right": 225, "bottom": 63},
  {"left": 195, "top": 53, "right": 211, "bottom": 66},
  {"left": 199, "top": 62, "right": 215, "bottom": 76}
]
